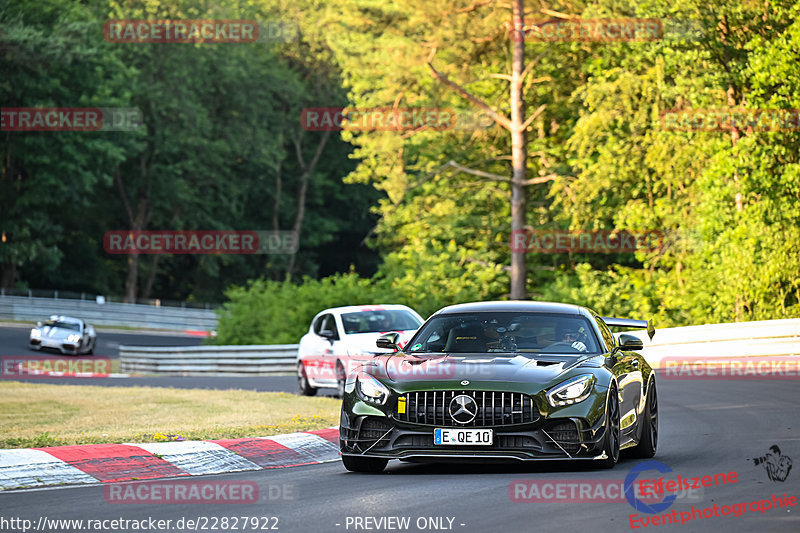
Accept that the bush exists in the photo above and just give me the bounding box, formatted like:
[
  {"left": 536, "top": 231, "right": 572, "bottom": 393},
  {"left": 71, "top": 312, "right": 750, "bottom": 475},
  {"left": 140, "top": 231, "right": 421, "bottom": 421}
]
[{"left": 214, "top": 272, "right": 404, "bottom": 345}]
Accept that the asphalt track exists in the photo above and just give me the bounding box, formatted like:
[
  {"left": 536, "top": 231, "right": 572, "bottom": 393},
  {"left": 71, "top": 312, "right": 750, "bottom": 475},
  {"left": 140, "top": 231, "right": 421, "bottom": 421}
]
[
  {"left": 0, "top": 325, "right": 333, "bottom": 394},
  {"left": 0, "top": 325, "right": 206, "bottom": 359},
  {"left": 1, "top": 378, "right": 798, "bottom": 533}
]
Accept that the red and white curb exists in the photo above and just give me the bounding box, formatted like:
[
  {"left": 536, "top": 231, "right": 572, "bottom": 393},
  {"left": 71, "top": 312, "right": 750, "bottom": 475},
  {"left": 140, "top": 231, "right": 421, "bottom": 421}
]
[{"left": 0, "top": 428, "right": 339, "bottom": 491}]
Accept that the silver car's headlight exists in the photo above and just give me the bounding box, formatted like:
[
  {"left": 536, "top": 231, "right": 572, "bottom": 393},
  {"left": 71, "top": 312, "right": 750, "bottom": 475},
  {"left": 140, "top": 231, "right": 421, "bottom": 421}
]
[
  {"left": 547, "top": 374, "right": 595, "bottom": 407},
  {"left": 67, "top": 334, "right": 81, "bottom": 343},
  {"left": 356, "top": 373, "right": 390, "bottom": 405},
  {"left": 30, "top": 329, "right": 41, "bottom": 338}
]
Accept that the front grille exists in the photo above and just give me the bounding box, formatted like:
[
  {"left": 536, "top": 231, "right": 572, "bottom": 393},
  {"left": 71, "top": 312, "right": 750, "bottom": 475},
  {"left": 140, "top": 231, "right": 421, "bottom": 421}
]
[
  {"left": 341, "top": 417, "right": 392, "bottom": 452},
  {"left": 544, "top": 420, "right": 581, "bottom": 453},
  {"left": 395, "top": 390, "right": 538, "bottom": 427},
  {"left": 360, "top": 418, "right": 392, "bottom": 441},
  {"left": 394, "top": 433, "right": 539, "bottom": 450},
  {"left": 497, "top": 435, "right": 538, "bottom": 448}
]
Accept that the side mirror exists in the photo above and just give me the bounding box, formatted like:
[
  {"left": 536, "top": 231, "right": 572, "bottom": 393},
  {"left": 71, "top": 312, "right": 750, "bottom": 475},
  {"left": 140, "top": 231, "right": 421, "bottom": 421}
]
[
  {"left": 617, "top": 333, "right": 644, "bottom": 351},
  {"left": 376, "top": 332, "right": 400, "bottom": 352},
  {"left": 36, "top": 321, "right": 43, "bottom": 328},
  {"left": 319, "top": 329, "right": 336, "bottom": 341}
]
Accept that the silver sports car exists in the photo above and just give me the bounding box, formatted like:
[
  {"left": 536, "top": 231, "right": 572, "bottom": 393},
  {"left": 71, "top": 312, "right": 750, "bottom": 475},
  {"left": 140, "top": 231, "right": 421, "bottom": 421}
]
[{"left": 29, "top": 315, "right": 97, "bottom": 355}]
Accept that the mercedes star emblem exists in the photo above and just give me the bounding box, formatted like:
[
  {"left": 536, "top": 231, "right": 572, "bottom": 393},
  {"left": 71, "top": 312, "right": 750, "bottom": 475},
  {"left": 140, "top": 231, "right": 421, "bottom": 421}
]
[
  {"left": 461, "top": 380, "right": 469, "bottom": 386},
  {"left": 449, "top": 394, "right": 478, "bottom": 424}
]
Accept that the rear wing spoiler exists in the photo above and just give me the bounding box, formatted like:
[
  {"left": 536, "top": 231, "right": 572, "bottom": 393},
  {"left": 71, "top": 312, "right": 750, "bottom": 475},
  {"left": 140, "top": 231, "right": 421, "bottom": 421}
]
[{"left": 602, "top": 317, "right": 655, "bottom": 340}]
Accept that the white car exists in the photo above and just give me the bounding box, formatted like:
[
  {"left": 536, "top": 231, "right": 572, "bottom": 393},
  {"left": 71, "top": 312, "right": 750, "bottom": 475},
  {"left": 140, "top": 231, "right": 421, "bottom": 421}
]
[
  {"left": 296, "top": 304, "right": 424, "bottom": 396},
  {"left": 29, "top": 315, "right": 97, "bottom": 355}
]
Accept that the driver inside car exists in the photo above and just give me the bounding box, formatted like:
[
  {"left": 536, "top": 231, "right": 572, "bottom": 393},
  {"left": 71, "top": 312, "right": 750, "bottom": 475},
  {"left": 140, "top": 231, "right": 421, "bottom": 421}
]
[{"left": 558, "top": 326, "right": 588, "bottom": 352}]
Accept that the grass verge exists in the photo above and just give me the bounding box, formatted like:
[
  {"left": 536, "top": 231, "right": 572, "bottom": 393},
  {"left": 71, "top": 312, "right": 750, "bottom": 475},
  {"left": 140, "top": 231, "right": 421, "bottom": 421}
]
[{"left": 0, "top": 381, "right": 340, "bottom": 448}]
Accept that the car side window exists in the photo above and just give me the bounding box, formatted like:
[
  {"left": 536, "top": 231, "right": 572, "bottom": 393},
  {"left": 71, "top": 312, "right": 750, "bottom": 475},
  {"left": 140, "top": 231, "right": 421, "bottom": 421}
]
[
  {"left": 312, "top": 315, "right": 326, "bottom": 334},
  {"left": 321, "top": 314, "right": 340, "bottom": 340},
  {"left": 595, "top": 316, "right": 616, "bottom": 351}
]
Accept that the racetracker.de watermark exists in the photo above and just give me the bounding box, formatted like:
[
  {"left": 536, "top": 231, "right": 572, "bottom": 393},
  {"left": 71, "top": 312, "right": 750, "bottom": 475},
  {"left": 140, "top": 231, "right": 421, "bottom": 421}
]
[
  {"left": 509, "top": 478, "right": 703, "bottom": 503},
  {"left": 303, "top": 358, "right": 498, "bottom": 383},
  {"left": 301, "top": 107, "right": 462, "bottom": 132},
  {"left": 1, "top": 356, "right": 112, "bottom": 378},
  {"left": 510, "top": 229, "right": 664, "bottom": 254},
  {"left": 660, "top": 357, "right": 800, "bottom": 380},
  {"left": 1, "top": 108, "right": 143, "bottom": 132},
  {"left": 104, "top": 480, "right": 297, "bottom": 504},
  {"left": 104, "top": 19, "right": 298, "bottom": 43},
  {"left": 103, "top": 230, "right": 298, "bottom": 255},
  {"left": 510, "top": 18, "right": 663, "bottom": 42},
  {"left": 660, "top": 108, "right": 800, "bottom": 132}
]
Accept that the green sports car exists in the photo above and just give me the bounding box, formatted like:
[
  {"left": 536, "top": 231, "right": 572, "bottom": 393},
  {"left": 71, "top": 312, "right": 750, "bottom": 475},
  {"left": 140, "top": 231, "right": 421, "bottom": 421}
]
[{"left": 339, "top": 301, "right": 657, "bottom": 473}]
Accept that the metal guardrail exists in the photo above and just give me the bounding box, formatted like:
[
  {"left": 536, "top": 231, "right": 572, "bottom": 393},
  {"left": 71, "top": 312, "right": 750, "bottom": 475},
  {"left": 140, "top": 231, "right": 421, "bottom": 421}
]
[
  {"left": 622, "top": 318, "right": 800, "bottom": 367},
  {"left": 0, "top": 288, "right": 217, "bottom": 309},
  {"left": 119, "top": 344, "right": 298, "bottom": 375},
  {"left": 0, "top": 295, "right": 218, "bottom": 331},
  {"left": 119, "top": 318, "right": 800, "bottom": 377}
]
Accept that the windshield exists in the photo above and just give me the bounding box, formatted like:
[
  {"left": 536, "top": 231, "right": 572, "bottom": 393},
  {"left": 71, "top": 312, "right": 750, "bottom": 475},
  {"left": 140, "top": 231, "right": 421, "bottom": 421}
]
[
  {"left": 341, "top": 310, "right": 422, "bottom": 334},
  {"left": 404, "top": 312, "right": 600, "bottom": 355},
  {"left": 44, "top": 321, "right": 81, "bottom": 331}
]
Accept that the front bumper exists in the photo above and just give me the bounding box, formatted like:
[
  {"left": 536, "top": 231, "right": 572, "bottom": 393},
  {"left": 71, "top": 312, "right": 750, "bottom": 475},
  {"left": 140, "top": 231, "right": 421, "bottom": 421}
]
[
  {"left": 30, "top": 337, "right": 79, "bottom": 354},
  {"left": 339, "top": 412, "right": 609, "bottom": 462}
]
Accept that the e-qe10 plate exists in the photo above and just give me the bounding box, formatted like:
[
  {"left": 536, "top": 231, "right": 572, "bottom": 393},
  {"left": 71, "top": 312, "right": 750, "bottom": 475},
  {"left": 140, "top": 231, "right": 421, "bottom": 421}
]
[{"left": 433, "top": 428, "right": 493, "bottom": 445}]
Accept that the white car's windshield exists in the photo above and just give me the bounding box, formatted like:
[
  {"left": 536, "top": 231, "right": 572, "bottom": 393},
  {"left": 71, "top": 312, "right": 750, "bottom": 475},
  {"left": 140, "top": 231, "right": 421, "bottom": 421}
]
[
  {"left": 341, "top": 310, "right": 421, "bottom": 334},
  {"left": 405, "top": 312, "right": 600, "bottom": 354},
  {"left": 44, "top": 321, "right": 80, "bottom": 331}
]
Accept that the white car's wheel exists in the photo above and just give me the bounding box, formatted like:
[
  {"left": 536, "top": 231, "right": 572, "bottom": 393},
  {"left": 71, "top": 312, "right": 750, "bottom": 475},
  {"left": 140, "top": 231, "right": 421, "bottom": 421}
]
[{"left": 297, "top": 363, "right": 318, "bottom": 396}]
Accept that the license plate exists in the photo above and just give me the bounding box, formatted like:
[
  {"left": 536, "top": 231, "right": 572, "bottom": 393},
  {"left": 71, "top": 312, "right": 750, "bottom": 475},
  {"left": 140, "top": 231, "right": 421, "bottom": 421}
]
[{"left": 433, "top": 428, "right": 493, "bottom": 446}]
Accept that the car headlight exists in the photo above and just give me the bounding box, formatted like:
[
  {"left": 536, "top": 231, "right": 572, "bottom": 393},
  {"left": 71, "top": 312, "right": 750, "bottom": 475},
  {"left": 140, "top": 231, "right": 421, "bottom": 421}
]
[
  {"left": 30, "top": 329, "right": 41, "bottom": 338},
  {"left": 547, "top": 374, "right": 595, "bottom": 407},
  {"left": 356, "top": 373, "right": 390, "bottom": 405},
  {"left": 67, "top": 334, "right": 81, "bottom": 343}
]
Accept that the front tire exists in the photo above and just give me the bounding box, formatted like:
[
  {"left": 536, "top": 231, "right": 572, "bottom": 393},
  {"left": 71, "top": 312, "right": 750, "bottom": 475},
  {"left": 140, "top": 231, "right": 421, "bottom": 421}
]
[
  {"left": 297, "top": 363, "right": 318, "bottom": 396},
  {"left": 596, "top": 386, "right": 620, "bottom": 469},
  {"left": 342, "top": 454, "right": 388, "bottom": 473},
  {"left": 630, "top": 380, "right": 657, "bottom": 458}
]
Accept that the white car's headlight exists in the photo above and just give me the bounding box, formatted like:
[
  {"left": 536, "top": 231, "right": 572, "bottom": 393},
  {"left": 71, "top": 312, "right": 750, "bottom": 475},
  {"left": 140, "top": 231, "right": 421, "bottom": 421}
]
[
  {"left": 67, "top": 334, "right": 81, "bottom": 343},
  {"left": 547, "top": 374, "right": 595, "bottom": 407},
  {"left": 30, "top": 329, "right": 41, "bottom": 338},
  {"left": 356, "top": 373, "right": 390, "bottom": 405}
]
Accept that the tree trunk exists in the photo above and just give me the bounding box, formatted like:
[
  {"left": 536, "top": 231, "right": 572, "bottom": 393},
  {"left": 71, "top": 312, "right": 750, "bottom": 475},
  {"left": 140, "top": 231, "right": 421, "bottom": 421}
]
[
  {"left": 124, "top": 254, "right": 139, "bottom": 303},
  {"left": 114, "top": 158, "right": 150, "bottom": 303},
  {"left": 727, "top": 84, "right": 744, "bottom": 213},
  {"left": 0, "top": 262, "right": 16, "bottom": 289},
  {"left": 287, "top": 130, "right": 332, "bottom": 278},
  {"left": 509, "top": 0, "right": 527, "bottom": 300},
  {"left": 141, "top": 254, "right": 161, "bottom": 300}
]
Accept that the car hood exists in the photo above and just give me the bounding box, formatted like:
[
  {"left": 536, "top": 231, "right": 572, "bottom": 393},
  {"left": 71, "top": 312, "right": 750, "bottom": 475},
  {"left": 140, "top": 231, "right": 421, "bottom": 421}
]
[
  {"left": 36, "top": 326, "right": 77, "bottom": 340},
  {"left": 368, "top": 352, "right": 600, "bottom": 387}
]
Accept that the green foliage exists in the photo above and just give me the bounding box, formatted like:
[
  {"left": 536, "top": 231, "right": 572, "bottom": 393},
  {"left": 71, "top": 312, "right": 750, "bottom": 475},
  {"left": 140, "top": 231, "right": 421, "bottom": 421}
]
[
  {"left": 4, "top": 0, "right": 799, "bottom": 331},
  {"left": 215, "top": 272, "right": 401, "bottom": 344},
  {"left": 1, "top": 0, "right": 376, "bottom": 299}
]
